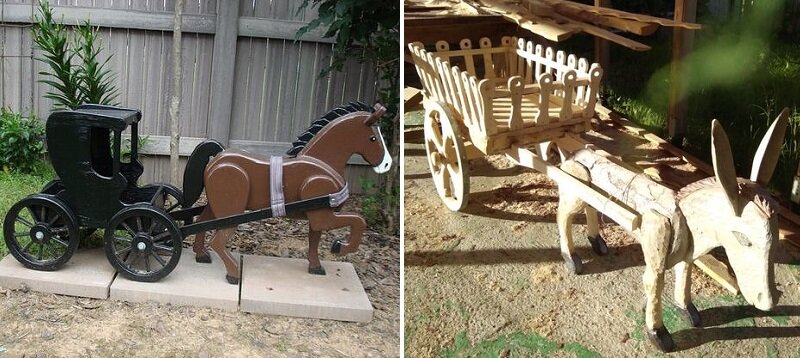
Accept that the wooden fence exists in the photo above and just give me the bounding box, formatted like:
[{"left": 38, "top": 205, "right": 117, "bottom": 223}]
[{"left": 0, "top": 0, "right": 382, "bottom": 192}]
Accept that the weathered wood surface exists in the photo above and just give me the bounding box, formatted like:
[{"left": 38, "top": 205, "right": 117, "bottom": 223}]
[{"left": 0, "top": 0, "right": 380, "bottom": 191}]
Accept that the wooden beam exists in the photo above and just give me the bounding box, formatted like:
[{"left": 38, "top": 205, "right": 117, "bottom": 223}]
[
  {"left": 505, "top": 146, "right": 642, "bottom": 232},
  {"left": 667, "top": 0, "right": 697, "bottom": 145},
  {"left": 695, "top": 255, "right": 739, "bottom": 294},
  {"left": 2, "top": 3, "right": 216, "bottom": 34},
  {"left": 238, "top": 17, "right": 333, "bottom": 43},
  {"left": 593, "top": 0, "right": 610, "bottom": 74},
  {"left": 207, "top": 0, "right": 239, "bottom": 146}
]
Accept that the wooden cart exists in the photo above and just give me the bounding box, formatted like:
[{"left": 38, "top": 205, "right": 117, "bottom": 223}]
[{"left": 408, "top": 36, "right": 610, "bottom": 209}]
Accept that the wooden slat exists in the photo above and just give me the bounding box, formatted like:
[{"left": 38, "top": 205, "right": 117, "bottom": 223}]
[{"left": 207, "top": 0, "right": 239, "bottom": 144}]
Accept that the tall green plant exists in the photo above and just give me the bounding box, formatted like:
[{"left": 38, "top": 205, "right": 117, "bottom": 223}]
[
  {"left": 75, "top": 21, "right": 119, "bottom": 105},
  {"left": 32, "top": 1, "right": 81, "bottom": 109},
  {"left": 32, "top": 1, "right": 118, "bottom": 109}
]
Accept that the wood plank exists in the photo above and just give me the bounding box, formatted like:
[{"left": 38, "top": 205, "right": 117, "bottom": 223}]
[
  {"left": 207, "top": 0, "right": 239, "bottom": 144},
  {"left": 695, "top": 254, "right": 739, "bottom": 294},
  {"left": 667, "top": 0, "right": 697, "bottom": 144},
  {"left": 238, "top": 17, "right": 333, "bottom": 43}
]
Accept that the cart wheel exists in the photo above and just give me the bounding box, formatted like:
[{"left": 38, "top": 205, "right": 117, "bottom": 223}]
[
  {"left": 104, "top": 205, "right": 183, "bottom": 282},
  {"left": 424, "top": 101, "right": 470, "bottom": 211},
  {"left": 143, "top": 184, "right": 184, "bottom": 213},
  {"left": 3, "top": 195, "right": 79, "bottom": 271}
]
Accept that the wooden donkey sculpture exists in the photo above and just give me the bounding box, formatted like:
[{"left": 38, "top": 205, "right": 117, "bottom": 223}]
[
  {"left": 557, "top": 108, "right": 789, "bottom": 352},
  {"left": 183, "top": 102, "right": 391, "bottom": 284}
]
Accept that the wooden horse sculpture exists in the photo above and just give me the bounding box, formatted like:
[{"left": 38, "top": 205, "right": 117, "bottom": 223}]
[
  {"left": 184, "top": 102, "right": 391, "bottom": 284},
  {"left": 556, "top": 108, "right": 789, "bottom": 352}
]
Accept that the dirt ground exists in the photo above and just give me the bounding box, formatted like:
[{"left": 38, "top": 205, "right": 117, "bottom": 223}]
[
  {"left": 0, "top": 196, "right": 400, "bottom": 357},
  {"left": 404, "top": 129, "right": 800, "bottom": 357}
]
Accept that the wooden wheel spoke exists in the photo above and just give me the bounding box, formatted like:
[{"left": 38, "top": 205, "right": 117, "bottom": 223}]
[
  {"left": 50, "top": 226, "right": 69, "bottom": 234},
  {"left": 22, "top": 240, "right": 34, "bottom": 252},
  {"left": 26, "top": 207, "right": 41, "bottom": 223},
  {"left": 121, "top": 222, "right": 137, "bottom": 236},
  {"left": 115, "top": 236, "right": 132, "bottom": 243},
  {"left": 152, "top": 232, "right": 171, "bottom": 242},
  {"left": 135, "top": 217, "right": 144, "bottom": 232},
  {"left": 13, "top": 231, "right": 29, "bottom": 238},
  {"left": 37, "top": 243, "right": 44, "bottom": 260},
  {"left": 16, "top": 216, "right": 34, "bottom": 228},
  {"left": 40, "top": 206, "right": 47, "bottom": 224},
  {"left": 115, "top": 247, "right": 132, "bottom": 257},
  {"left": 144, "top": 255, "right": 151, "bottom": 272},
  {"left": 51, "top": 237, "right": 69, "bottom": 248},
  {"left": 48, "top": 212, "right": 61, "bottom": 226},
  {"left": 152, "top": 243, "right": 173, "bottom": 254},
  {"left": 150, "top": 252, "right": 167, "bottom": 268}
]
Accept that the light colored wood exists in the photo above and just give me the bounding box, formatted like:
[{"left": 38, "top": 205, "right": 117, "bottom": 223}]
[
  {"left": 424, "top": 101, "right": 470, "bottom": 211},
  {"left": 667, "top": 0, "right": 697, "bottom": 142},
  {"left": 750, "top": 108, "right": 790, "bottom": 185},
  {"left": 711, "top": 119, "right": 741, "bottom": 215},
  {"left": 694, "top": 255, "right": 739, "bottom": 294},
  {"left": 506, "top": 146, "right": 641, "bottom": 231},
  {"left": 170, "top": 0, "right": 185, "bottom": 185}
]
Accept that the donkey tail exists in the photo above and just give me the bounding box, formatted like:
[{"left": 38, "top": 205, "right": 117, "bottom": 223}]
[{"left": 182, "top": 139, "right": 225, "bottom": 207}]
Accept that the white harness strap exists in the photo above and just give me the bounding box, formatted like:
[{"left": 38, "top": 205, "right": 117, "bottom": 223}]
[{"left": 270, "top": 156, "right": 286, "bottom": 217}]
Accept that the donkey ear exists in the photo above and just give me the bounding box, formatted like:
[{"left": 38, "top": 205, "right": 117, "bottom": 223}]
[
  {"left": 750, "top": 107, "right": 790, "bottom": 185},
  {"left": 711, "top": 119, "right": 742, "bottom": 216},
  {"left": 364, "top": 103, "right": 386, "bottom": 125}
]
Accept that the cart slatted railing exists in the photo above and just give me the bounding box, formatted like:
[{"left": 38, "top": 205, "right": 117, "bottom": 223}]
[{"left": 409, "top": 36, "right": 603, "bottom": 154}]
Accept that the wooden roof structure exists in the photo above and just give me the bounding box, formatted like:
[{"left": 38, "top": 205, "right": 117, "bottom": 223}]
[{"left": 405, "top": 0, "right": 702, "bottom": 51}]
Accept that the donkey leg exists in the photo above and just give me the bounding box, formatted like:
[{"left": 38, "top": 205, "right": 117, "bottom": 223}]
[
  {"left": 557, "top": 193, "right": 585, "bottom": 275},
  {"left": 308, "top": 229, "right": 326, "bottom": 275},
  {"left": 193, "top": 206, "right": 214, "bottom": 263},
  {"left": 639, "top": 210, "right": 675, "bottom": 352},
  {"left": 585, "top": 206, "right": 608, "bottom": 256},
  {"left": 674, "top": 259, "right": 701, "bottom": 327}
]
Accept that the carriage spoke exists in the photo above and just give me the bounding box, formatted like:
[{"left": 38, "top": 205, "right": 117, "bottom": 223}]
[
  {"left": 51, "top": 237, "right": 69, "bottom": 248},
  {"left": 115, "top": 247, "right": 132, "bottom": 257},
  {"left": 40, "top": 206, "right": 47, "bottom": 224},
  {"left": 48, "top": 213, "right": 61, "bottom": 226},
  {"left": 150, "top": 252, "right": 167, "bottom": 267},
  {"left": 13, "top": 231, "right": 29, "bottom": 238},
  {"left": 152, "top": 232, "right": 171, "bottom": 242},
  {"left": 135, "top": 217, "right": 143, "bottom": 232},
  {"left": 152, "top": 243, "right": 173, "bottom": 254},
  {"left": 22, "top": 240, "right": 34, "bottom": 252},
  {"left": 115, "top": 236, "right": 132, "bottom": 243},
  {"left": 16, "top": 216, "right": 34, "bottom": 228},
  {"left": 121, "top": 222, "right": 137, "bottom": 236},
  {"left": 165, "top": 202, "right": 180, "bottom": 212},
  {"left": 148, "top": 220, "right": 156, "bottom": 235},
  {"left": 42, "top": 243, "right": 55, "bottom": 259},
  {"left": 144, "top": 255, "right": 151, "bottom": 272},
  {"left": 37, "top": 243, "right": 43, "bottom": 260},
  {"left": 50, "top": 226, "right": 69, "bottom": 234}
]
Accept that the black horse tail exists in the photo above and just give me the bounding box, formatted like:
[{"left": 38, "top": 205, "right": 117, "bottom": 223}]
[{"left": 182, "top": 139, "right": 225, "bottom": 207}]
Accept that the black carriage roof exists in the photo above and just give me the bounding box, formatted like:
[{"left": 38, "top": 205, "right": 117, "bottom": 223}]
[{"left": 48, "top": 104, "right": 141, "bottom": 131}]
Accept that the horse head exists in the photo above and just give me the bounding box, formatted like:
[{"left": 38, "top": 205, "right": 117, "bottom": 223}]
[
  {"left": 704, "top": 108, "right": 790, "bottom": 311},
  {"left": 359, "top": 104, "right": 392, "bottom": 174}
]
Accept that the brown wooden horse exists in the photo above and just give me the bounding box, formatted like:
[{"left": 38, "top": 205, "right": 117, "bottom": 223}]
[{"left": 190, "top": 102, "right": 391, "bottom": 284}]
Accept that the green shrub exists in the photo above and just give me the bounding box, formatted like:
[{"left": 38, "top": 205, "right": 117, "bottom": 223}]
[{"left": 0, "top": 108, "right": 46, "bottom": 173}]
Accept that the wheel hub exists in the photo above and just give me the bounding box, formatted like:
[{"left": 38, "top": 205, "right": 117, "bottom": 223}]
[
  {"left": 29, "top": 224, "right": 52, "bottom": 243},
  {"left": 132, "top": 234, "right": 153, "bottom": 253}
]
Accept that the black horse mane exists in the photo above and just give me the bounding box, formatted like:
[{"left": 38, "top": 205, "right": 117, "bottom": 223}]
[{"left": 286, "top": 101, "right": 374, "bottom": 157}]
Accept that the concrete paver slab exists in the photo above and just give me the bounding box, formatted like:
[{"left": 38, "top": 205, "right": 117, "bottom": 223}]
[
  {"left": 240, "top": 255, "right": 373, "bottom": 322},
  {"left": 0, "top": 248, "right": 116, "bottom": 299},
  {"left": 110, "top": 250, "right": 239, "bottom": 310}
]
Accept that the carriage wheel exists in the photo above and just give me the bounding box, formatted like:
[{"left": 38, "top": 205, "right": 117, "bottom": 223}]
[
  {"left": 424, "top": 102, "right": 470, "bottom": 211},
  {"left": 3, "top": 195, "right": 79, "bottom": 271},
  {"left": 104, "top": 205, "right": 183, "bottom": 282},
  {"left": 143, "top": 184, "right": 184, "bottom": 213}
]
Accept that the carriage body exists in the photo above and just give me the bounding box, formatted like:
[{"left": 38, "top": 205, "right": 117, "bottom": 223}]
[
  {"left": 3, "top": 104, "right": 185, "bottom": 281},
  {"left": 408, "top": 36, "right": 603, "bottom": 210}
]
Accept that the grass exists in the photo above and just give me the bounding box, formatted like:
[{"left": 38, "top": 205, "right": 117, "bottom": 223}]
[
  {"left": 441, "top": 331, "right": 602, "bottom": 357},
  {"left": 0, "top": 161, "right": 56, "bottom": 255}
]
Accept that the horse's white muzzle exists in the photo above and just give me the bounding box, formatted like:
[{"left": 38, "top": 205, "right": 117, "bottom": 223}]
[
  {"left": 373, "top": 150, "right": 392, "bottom": 173},
  {"left": 373, "top": 127, "right": 392, "bottom": 174}
]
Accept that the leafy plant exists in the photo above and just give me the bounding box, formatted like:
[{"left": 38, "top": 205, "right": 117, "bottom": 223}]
[
  {"left": 0, "top": 108, "right": 46, "bottom": 173},
  {"left": 32, "top": 0, "right": 118, "bottom": 109}
]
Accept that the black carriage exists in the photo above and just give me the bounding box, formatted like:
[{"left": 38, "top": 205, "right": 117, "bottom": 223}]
[{"left": 3, "top": 105, "right": 185, "bottom": 281}]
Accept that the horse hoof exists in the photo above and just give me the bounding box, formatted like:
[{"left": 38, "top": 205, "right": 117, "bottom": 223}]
[
  {"left": 308, "top": 266, "right": 326, "bottom": 275},
  {"left": 195, "top": 255, "right": 211, "bottom": 264},
  {"left": 331, "top": 240, "right": 343, "bottom": 254},
  {"left": 646, "top": 326, "right": 675, "bottom": 352},
  {"left": 588, "top": 235, "right": 609, "bottom": 256},
  {"left": 678, "top": 302, "right": 702, "bottom": 327},
  {"left": 225, "top": 275, "right": 240, "bottom": 285},
  {"left": 562, "top": 253, "right": 583, "bottom": 275}
]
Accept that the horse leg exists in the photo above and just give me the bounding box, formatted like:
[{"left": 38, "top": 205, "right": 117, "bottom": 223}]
[
  {"left": 329, "top": 212, "right": 366, "bottom": 255},
  {"left": 193, "top": 206, "right": 214, "bottom": 263},
  {"left": 557, "top": 160, "right": 591, "bottom": 274},
  {"left": 674, "top": 259, "right": 701, "bottom": 327},
  {"left": 308, "top": 228, "right": 326, "bottom": 275},
  {"left": 205, "top": 163, "right": 249, "bottom": 284},
  {"left": 639, "top": 210, "right": 675, "bottom": 352}
]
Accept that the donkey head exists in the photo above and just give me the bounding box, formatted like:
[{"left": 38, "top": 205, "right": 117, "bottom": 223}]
[{"left": 709, "top": 108, "right": 790, "bottom": 311}]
